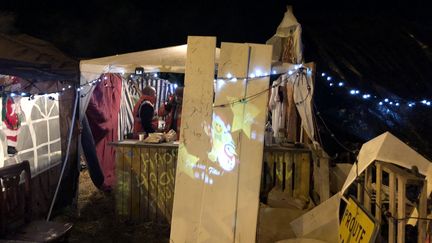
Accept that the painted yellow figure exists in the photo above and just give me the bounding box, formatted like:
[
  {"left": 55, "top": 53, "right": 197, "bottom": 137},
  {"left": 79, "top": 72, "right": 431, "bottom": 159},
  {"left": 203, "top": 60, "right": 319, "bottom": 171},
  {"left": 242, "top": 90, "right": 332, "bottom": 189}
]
[{"left": 207, "top": 114, "right": 238, "bottom": 172}]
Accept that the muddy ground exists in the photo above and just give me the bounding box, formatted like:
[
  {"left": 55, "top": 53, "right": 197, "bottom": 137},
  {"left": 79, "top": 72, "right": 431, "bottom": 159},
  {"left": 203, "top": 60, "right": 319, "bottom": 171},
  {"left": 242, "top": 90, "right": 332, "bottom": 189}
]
[{"left": 55, "top": 169, "right": 170, "bottom": 243}]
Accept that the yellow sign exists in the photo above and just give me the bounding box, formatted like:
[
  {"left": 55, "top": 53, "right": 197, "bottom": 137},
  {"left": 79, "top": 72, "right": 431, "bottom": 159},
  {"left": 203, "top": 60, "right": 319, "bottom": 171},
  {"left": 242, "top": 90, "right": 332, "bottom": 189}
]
[{"left": 339, "top": 197, "right": 378, "bottom": 243}]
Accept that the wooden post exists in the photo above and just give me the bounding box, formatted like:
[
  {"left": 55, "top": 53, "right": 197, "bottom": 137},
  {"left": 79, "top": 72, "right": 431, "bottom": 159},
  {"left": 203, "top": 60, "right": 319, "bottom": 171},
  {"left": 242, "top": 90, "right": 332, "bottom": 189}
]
[
  {"left": 364, "top": 167, "right": 372, "bottom": 211},
  {"left": 397, "top": 176, "right": 406, "bottom": 242},
  {"left": 389, "top": 172, "right": 396, "bottom": 243},
  {"left": 375, "top": 163, "right": 382, "bottom": 223},
  {"left": 418, "top": 181, "right": 427, "bottom": 243},
  {"left": 234, "top": 43, "right": 272, "bottom": 243},
  {"left": 170, "top": 36, "right": 216, "bottom": 242}
]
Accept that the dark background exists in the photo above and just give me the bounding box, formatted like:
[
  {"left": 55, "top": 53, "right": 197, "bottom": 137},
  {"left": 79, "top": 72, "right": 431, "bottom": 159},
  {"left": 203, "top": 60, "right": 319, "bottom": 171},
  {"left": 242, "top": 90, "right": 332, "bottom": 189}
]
[{"left": 1, "top": 0, "right": 432, "bottom": 160}]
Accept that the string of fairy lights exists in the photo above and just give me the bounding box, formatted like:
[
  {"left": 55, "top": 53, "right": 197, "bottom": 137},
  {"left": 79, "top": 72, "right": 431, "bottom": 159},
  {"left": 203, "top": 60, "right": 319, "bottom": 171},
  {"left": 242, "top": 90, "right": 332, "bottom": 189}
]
[
  {"left": 1, "top": 63, "right": 430, "bottom": 109},
  {"left": 319, "top": 71, "right": 431, "bottom": 108},
  {"left": 1, "top": 72, "right": 172, "bottom": 101}
]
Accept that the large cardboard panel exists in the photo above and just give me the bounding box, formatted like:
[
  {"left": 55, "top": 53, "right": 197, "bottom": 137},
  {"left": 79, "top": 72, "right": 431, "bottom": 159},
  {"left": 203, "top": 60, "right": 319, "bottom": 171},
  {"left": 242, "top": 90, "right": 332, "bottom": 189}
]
[
  {"left": 235, "top": 43, "right": 272, "bottom": 242},
  {"left": 170, "top": 36, "right": 216, "bottom": 242},
  {"left": 197, "top": 42, "right": 249, "bottom": 242}
]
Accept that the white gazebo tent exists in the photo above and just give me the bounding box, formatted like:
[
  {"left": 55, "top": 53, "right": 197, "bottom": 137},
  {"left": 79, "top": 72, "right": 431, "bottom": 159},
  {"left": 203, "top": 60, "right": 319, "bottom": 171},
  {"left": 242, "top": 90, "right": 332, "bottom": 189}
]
[{"left": 79, "top": 44, "right": 220, "bottom": 118}]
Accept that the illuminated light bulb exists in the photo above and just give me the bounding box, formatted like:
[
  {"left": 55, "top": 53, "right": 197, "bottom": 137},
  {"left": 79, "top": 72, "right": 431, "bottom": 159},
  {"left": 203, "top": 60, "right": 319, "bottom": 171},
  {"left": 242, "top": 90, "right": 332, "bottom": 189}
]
[
  {"left": 226, "top": 73, "right": 232, "bottom": 79},
  {"left": 327, "top": 76, "right": 332, "bottom": 81},
  {"left": 230, "top": 77, "right": 237, "bottom": 82},
  {"left": 427, "top": 102, "right": 431, "bottom": 106},
  {"left": 288, "top": 70, "right": 293, "bottom": 75},
  {"left": 62, "top": 88, "right": 66, "bottom": 91},
  {"left": 130, "top": 74, "right": 134, "bottom": 78},
  {"left": 395, "top": 102, "right": 400, "bottom": 106},
  {"left": 362, "top": 94, "right": 369, "bottom": 99},
  {"left": 77, "top": 88, "right": 81, "bottom": 91},
  {"left": 422, "top": 100, "right": 427, "bottom": 104},
  {"left": 408, "top": 103, "right": 413, "bottom": 107},
  {"left": 379, "top": 102, "right": 383, "bottom": 105},
  {"left": 350, "top": 90, "right": 356, "bottom": 95},
  {"left": 249, "top": 73, "right": 256, "bottom": 78},
  {"left": 98, "top": 79, "right": 101, "bottom": 82},
  {"left": 264, "top": 72, "right": 268, "bottom": 76},
  {"left": 154, "top": 73, "right": 158, "bottom": 78},
  {"left": 329, "top": 83, "right": 334, "bottom": 86},
  {"left": 10, "top": 93, "right": 16, "bottom": 97},
  {"left": 338, "top": 82, "right": 344, "bottom": 87},
  {"left": 389, "top": 101, "right": 393, "bottom": 105},
  {"left": 21, "top": 92, "right": 26, "bottom": 96},
  {"left": 321, "top": 72, "right": 326, "bottom": 77},
  {"left": 68, "top": 85, "right": 72, "bottom": 89},
  {"left": 255, "top": 69, "right": 262, "bottom": 77},
  {"left": 355, "top": 90, "right": 360, "bottom": 94},
  {"left": 384, "top": 98, "right": 389, "bottom": 102},
  {"left": 272, "top": 70, "right": 276, "bottom": 74},
  {"left": 104, "top": 76, "right": 108, "bottom": 80},
  {"left": 174, "top": 84, "right": 178, "bottom": 89}
]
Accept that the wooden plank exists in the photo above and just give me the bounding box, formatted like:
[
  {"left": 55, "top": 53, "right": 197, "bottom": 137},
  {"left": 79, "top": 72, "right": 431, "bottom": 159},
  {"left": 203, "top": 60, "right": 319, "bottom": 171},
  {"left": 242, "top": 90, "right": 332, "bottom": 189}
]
[
  {"left": 276, "top": 153, "right": 284, "bottom": 189},
  {"left": 131, "top": 147, "right": 141, "bottom": 222},
  {"left": 165, "top": 148, "right": 177, "bottom": 223},
  {"left": 285, "top": 78, "right": 297, "bottom": 143},
  {"left": 234, "top": 43, "right": 272, "bottom": 243},
  {"left": 156, "top": 148, "right": 167, "bottom": 224},
  {"left": 375, "top": 163, "right": 382, "bottom": 223},
  {"left": 293, "top": 152, "right": 310, "bottom": 199},
  {"left": 364, "top": 167, "right": 372, "bottom": 211},
  {"left": 170, "top": 36, "right": 216, "bottom": 242},
  {"left": 397, "top": 176, "right": 406, "bottom": 242},
  {"left": 139, "top": 147, "right": 150, "bottom": 221},
  {"left": 418, "top": 181, "right": 427, "bottom": 243},
  {"left": 284, "top": 152, "right": 293, "bottom": 196},
  {"left": 197, "top": 42, "right": 250, "bottom": 242},
  {"left": 148, "top": 148, "right": 158, "bottom": 221},
  {"left": 389, "top": 171, "right": 396, "bottom": 243},
  {"left": 299, "top": 153, "right": 311, "bottom": 200}
]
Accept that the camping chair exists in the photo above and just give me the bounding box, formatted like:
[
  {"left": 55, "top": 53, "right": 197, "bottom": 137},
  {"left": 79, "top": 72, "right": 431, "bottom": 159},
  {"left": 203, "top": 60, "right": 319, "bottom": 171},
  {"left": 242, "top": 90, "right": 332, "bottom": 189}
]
[{"left": 0, "top": 160, "right": 73, "bottom": 242}]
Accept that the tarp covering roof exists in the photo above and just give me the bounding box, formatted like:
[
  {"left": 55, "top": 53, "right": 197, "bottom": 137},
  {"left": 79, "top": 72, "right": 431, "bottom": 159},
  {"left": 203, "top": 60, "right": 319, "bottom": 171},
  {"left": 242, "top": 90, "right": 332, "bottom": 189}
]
[
  {"left": 341, "top": 131, "right": 432, "bottom": 195},
  {"left": 80, "top": 44, "right": 221, "bottom": 78},
  {"left": 0, "top": 33, "right": 79, "bottom": 82}
]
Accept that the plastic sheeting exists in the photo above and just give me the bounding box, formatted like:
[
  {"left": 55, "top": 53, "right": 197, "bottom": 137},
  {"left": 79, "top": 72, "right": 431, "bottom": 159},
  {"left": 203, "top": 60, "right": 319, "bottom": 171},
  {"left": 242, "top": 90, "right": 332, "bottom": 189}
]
[
  {"left": 0, "top": 33, "right": 78, "bottom": 82},
  {"left": 341, "top": 131, "right": 432, "bottom": 195},
  {"left": 0, "top": 95, "right": 61, "bottom": 175}
]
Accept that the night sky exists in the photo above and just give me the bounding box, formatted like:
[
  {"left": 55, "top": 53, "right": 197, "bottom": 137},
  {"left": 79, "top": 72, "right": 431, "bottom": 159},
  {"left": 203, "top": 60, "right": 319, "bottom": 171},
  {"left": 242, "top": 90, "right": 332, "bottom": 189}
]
[
  {"left": 1, "top": 0, "right": 429, "bottom": 58},
  {"left": 1, "top": 0, "right": 432, "bottom": 157}
]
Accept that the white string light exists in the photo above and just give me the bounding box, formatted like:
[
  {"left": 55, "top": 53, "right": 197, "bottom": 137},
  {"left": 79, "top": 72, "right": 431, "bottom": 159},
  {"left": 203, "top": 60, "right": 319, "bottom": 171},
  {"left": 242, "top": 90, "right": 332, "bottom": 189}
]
[{"left": 320, "top": 70, "right": 431, "bottom": 109}]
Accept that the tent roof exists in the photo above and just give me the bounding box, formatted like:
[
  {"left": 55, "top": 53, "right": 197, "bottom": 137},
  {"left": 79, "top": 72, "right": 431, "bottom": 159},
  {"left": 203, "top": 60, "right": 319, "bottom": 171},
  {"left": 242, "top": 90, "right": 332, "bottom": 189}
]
[
  {"left": 0, "top": 33, "right": 79, "bottom": 82},
  {"left": 80, "top": 44, "right": 221, "bottom": 77},
  {"left": 341, "top": 132, "right": 432, "bottom": 195}
]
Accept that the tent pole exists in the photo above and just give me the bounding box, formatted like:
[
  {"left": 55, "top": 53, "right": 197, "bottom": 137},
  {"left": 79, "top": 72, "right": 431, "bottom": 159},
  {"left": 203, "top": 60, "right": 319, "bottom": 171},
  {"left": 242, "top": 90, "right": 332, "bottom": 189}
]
[{"left": 46, "top": 89, "right": 79, "bottom": 221}]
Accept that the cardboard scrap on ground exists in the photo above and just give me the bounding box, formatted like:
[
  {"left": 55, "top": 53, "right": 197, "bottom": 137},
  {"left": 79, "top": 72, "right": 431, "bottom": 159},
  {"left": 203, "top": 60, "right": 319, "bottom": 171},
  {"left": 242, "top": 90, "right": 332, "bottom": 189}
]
[
  {"left": 267, "top": 188, "right": 311, "bottom": 210},
  {"left": 276, "top": 239, "right": 328, "bottom": 243},
  {"left": 330, "top": 163, "right": 352, "bottom": 194},
  {"left": 289, "top": 132, "right": 432, "bottom": 242},
  {"left": 289, "top": 194, "right": 340, "bottom": 243},
  {"left": 257, "top": 206, "right": 307, "bottom": 243}
]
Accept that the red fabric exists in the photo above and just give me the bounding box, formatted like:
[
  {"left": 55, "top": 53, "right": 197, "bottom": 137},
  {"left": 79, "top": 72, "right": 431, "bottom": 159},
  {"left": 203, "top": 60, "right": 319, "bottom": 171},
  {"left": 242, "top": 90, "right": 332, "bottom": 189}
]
[
  {"left": 160, "top": 102, "right": 182, "bottom": 139},
  {"left": 86, "top": 73, "right": 122, "bottom": 189}
]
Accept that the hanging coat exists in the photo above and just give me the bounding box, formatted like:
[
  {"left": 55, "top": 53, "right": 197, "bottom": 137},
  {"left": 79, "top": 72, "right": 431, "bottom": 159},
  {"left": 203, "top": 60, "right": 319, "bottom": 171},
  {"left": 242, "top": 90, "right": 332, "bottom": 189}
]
[{"left": 269, "top": 78, "right": 287, "bottom": 137}]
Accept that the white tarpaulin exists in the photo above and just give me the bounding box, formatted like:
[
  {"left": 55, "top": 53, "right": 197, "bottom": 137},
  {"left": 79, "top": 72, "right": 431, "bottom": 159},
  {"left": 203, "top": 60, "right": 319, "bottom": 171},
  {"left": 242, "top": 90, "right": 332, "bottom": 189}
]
[
  {"left": 0, "top": 95, "right": 61, "bottom": 175},
  {"left": 79, "top": 44, "right": 220, "bottom": 120},
  {"left": 341, "top": 131, "right": 432, "bottom": 196},
  {"left": 266, "top": 6, "right": 303, "bottom": 64},
  {"left": 292, "top": 68, "right": 315, "bottom": 142}
]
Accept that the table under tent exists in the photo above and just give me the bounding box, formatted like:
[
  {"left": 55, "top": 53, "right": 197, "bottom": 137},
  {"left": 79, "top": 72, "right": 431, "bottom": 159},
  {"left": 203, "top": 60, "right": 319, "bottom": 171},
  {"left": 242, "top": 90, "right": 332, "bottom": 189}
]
[{"left": 0, "top": 32, "right": 80, "bottom": 241}]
